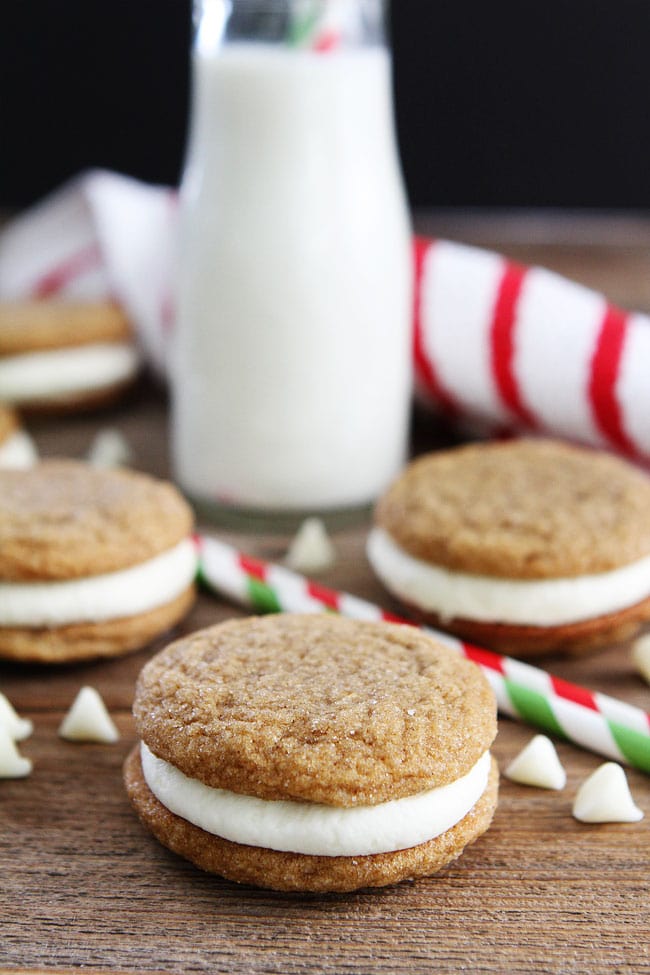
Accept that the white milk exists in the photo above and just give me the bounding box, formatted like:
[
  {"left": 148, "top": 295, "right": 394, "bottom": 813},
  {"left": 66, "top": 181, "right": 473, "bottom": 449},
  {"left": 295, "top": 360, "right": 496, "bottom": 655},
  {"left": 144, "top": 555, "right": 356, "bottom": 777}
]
[{"left": 172, "top": 43, "right": 412, "bottom": 514}]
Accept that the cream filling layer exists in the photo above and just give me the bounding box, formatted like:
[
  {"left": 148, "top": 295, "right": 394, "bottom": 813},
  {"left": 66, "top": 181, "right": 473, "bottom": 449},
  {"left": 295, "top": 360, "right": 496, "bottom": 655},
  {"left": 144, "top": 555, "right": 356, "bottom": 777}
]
[
  {"left": 0, "top": 343, "right": 139, "bottom": 403},
  {"left": 367, "top": 527, "right": 650, "bottom": 627},
  {"left": 140, "top": 743, "right": 491, "bottom": 857},
  {"left": 0, "top": 431, "right": 38, "bottom": 468},
  {"left": 0, "top": 538, "right": 197, "bottom": 627}
]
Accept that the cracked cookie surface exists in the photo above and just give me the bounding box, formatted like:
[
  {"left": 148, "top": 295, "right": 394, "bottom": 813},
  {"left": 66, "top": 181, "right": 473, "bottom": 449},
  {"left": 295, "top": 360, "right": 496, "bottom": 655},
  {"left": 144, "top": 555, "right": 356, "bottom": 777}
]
[
  {"left": 375, "top": 438, "right": 650, "bottom": 579},
  {"left": 0, "top": 460, "right": 193, "bottom": 581},
  {"left": 133, "top": 614, "right": 497, "bottom": 807}
]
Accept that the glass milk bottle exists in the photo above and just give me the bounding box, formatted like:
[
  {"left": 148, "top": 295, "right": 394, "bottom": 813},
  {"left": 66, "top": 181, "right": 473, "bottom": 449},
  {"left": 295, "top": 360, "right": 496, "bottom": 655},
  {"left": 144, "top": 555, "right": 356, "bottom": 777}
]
[{"left": 171, "top": 0, "right": 412, "bottom": 528}]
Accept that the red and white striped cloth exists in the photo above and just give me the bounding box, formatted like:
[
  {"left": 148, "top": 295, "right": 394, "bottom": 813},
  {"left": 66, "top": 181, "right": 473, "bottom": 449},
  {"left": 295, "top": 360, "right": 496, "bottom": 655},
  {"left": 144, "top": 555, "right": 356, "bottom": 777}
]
[
  {"left": 1, "top": 170, "right": 649, "bottom": 463},
  {"left": 0, "top": 170, "right": 176, "bottom": 375},
  {"left": 414, "top": 237, "right": 650, "bottom": 463}
]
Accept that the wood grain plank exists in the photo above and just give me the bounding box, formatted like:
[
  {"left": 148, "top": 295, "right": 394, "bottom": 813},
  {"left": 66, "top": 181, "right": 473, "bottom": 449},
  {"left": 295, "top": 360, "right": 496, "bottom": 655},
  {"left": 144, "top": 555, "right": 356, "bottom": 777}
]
[{"left": 1, "top": 220, "right": 650, "bottom": 974}]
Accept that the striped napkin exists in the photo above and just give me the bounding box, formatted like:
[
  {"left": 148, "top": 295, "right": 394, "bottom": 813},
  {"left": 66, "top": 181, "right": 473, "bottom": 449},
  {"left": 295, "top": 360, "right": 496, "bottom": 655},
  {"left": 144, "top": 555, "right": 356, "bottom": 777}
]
[
  {"left": 1, "top": 169, "right": 648, "bottom": 463},
  {"left": 414, "top": 237, "right": 650, "bottom": 463},
  {"left": 0, "top": 170, "right": 176, "bottom": 375}
]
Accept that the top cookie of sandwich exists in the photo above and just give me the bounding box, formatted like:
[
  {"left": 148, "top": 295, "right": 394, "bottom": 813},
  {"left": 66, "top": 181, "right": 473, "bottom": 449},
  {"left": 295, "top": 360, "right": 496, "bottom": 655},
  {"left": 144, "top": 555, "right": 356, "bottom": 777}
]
[
  {"left": 375, "top": 439, "right": 650, "bottom": 580},
  {"left": 0, "top": 302, "right": 131, "bottom": 355},
  {"left": 133, "top": 614, "right": 496, "bottom": 807},
  {"left": 0, "top": 459, "right": 193, "bottom": 581}
]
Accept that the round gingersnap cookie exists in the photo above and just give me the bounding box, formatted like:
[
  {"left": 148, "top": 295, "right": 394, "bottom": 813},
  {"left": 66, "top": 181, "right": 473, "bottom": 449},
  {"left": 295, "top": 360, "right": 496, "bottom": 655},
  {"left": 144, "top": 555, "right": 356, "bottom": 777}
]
[
  {"left": 0, "top": 301, "right": 139, "bottom": 411},
  {"left": 0, "top": 301, "right": 131, "bottom": 355},
  {"left": 125, "top": 614, "right": 498, "bottom": 893},
  {"left": 0, "top": 459, "right": 197, "bottom": 662},
  {"left": 368, "top": 438, "right": 650, "bottom": 657}
]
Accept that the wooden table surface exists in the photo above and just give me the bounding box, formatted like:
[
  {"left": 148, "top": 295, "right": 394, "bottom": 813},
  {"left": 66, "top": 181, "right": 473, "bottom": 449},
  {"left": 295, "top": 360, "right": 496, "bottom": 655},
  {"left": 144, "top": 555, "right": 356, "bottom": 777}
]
[{"left": 2, "top": 214, "right": 650, "bottom": 975}]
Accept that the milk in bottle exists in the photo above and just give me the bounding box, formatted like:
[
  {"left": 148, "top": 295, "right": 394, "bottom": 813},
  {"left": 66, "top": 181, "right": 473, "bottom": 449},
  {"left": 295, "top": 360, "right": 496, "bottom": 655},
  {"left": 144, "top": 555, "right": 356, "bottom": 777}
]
[{"left": 172, "top": 0, "right": 412, "bottom": 525}]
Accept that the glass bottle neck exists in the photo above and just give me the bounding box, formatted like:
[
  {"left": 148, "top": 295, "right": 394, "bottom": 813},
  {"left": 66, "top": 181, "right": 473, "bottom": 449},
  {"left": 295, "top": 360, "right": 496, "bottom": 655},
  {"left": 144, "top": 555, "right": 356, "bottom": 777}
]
[{"left": 194, "top": 0, "right": 386, "bottom": 55}]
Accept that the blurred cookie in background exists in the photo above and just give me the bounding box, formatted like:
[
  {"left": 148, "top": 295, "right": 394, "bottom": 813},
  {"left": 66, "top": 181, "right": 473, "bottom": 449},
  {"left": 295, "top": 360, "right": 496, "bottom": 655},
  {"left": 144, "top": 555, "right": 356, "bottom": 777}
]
[
  {"left": 368, "top": 438, "right": 650, "bottom": 657},
  {"left": 0, "top": 301, "right": 140, "bottom": 412},
  {"left": 0, "top": 459, "right": 197, "bottom": 663}
]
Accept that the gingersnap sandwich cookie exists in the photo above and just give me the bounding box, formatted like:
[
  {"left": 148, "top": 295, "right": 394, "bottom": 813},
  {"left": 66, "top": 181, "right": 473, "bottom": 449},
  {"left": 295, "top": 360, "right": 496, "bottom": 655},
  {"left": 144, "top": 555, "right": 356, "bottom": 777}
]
[
  {"left": 367, "top": 438, "right": 650, "bottom": 657},
  {"left": 0, "top": 460, "right": 197, "bottom": 663},
  {"left": 124, "top": 614, "right": 498, "bottom": 893},
  {"left": 0, "top": 301, "right": 140, "bottom": 411},
  {"left": 0, "top": 404, "right": 37, "bottom": 468}
]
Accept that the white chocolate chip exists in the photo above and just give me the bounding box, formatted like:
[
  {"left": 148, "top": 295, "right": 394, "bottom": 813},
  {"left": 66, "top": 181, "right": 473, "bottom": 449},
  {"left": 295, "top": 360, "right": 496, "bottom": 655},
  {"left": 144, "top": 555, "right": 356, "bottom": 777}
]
[
  {"left": 504, "top": 734, "right": 567, "bottom": 790},
  {"left": 0, "top": 692, "right": 33, "bottom": 742},
  {"left": 87, "top": 428, "right": 133, "bottom": 469},
  {"left": 0, "top": 725, "right": 32, "bottom": 778},
  {"left": 631, "top": 633, "right": 650, "bottom": 686},
  {"left": 0, "top": 430, "right": 38, "bottom": 469},
  {"left": 58, "top": 687, "right": 119, "bottom": 743},
  {"left": 572, "top": 762, "right": 644, "bottom": 823},
  {"left": 285, "top": 518, "right": 336, "bottom": 574}
]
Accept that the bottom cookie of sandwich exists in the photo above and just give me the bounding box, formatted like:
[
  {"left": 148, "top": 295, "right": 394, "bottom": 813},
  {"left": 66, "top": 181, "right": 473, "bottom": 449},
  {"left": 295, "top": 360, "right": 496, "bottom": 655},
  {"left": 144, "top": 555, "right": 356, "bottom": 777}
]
[
  {"left": 124, "top": 746, "right": 499, "bottom": 894},
  {"left": 402, "top": 594, "right": 650, "bottom": 658},
  {"left": 0, "top": 586, "right": 196, "bottom": 663}
]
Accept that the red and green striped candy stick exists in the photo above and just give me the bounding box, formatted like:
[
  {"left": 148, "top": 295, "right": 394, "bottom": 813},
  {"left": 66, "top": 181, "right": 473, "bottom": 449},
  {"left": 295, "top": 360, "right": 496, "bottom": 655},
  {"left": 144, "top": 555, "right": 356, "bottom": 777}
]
[{"left": 195, "top": 535, "right": 650, "bottom": 776}]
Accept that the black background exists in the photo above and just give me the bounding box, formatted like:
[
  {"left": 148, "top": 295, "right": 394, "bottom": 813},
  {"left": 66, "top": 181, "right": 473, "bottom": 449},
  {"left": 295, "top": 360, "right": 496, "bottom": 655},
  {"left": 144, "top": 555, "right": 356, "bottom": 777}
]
[{"left": 3, "top": 0, "right": 650, "bottom": 208}]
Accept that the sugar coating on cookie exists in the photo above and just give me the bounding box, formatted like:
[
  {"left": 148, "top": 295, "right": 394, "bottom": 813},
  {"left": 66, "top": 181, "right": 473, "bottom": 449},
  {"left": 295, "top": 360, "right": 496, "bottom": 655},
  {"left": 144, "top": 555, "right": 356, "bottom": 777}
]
[
  {"left": 126, "top": 614, "right": 499, "bottom": 892},
  {"left": 134, "top": 614, "right": 496, "bottom": 804},
  {"left": 59, "top": 686, "right": 119, "bottom": 743},
  {"left": 0, "top": 302, "right": 139, "bottom": 409},
  {"left": 368, "top": 439, "right": 650, "bottom": 655},
  {"left": 374, "top": 439, "right": 650, "bottom": 578},
  {"left": 504, "top": 735, "right": 566, "bottom": 790},
  {"left": 0, "top": 460, "right": 193, "bottom": 580},
  {"left": 572, "top": 763, "right": 643, "bottom": 823},
  {"left": 0, "top": 460, "right": 197, "bottom": 663}
]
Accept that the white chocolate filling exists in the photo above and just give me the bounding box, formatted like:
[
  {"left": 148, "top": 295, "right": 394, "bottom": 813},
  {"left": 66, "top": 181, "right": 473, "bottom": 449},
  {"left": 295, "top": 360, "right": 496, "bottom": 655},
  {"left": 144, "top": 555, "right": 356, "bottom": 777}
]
[
  {"left": 0, "top": 538, "right": 197, "bottom": 627},
  {"left": 140, "top": 743, "right": 491, "bottom": 857},
  {"left": 367, "top": 527, "right": 650, "bottom": 627},
  {"left": 0, "top": 342, "right": 139, "bottom": 404},
  {"left": 0, "top": 430, "right": 38, "bottom": 468}
]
